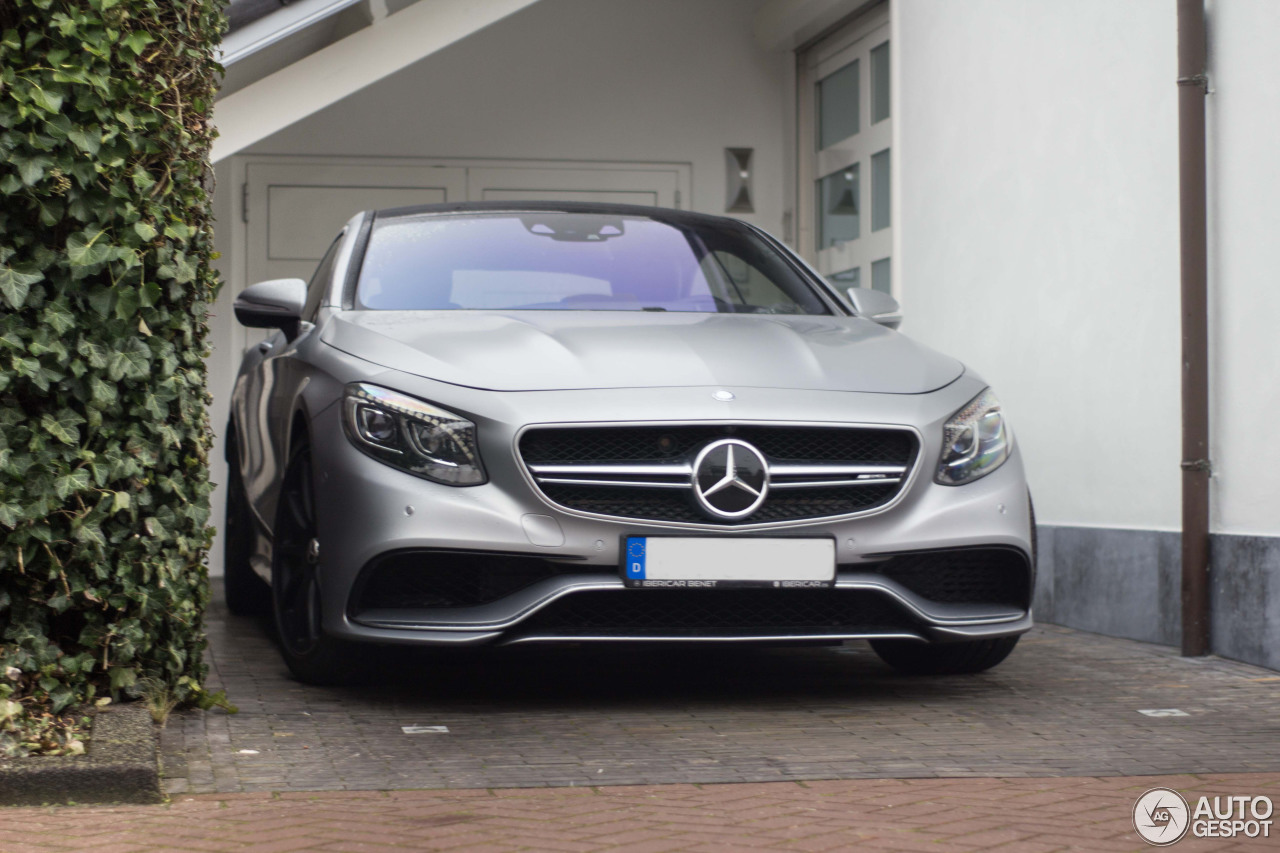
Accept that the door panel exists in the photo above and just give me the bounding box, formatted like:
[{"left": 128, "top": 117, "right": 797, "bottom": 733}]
[
  {"left": 246, "top": 163, "right": 466, "bottom": 285},
  {"left": 467, "top": 166, "right": 681, "bottom": 208},
  {"left": 480, "top": 188, "right": 658, "bottom": 205},
  {"left": 267, "top": 186, "right": 443, "bottom": 261}
]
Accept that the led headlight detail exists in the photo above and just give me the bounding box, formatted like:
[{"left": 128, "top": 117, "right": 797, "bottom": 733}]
[
  {"left": 342, "top": 384, "right": 486, "bottom": 485},
  {"left": 936, "top": 387, "right": 1012, "bottom": 485}
]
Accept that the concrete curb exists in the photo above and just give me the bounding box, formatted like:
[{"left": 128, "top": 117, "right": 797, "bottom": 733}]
[{"left": 0, "top": 704, "right": 162, "bottom": 806}]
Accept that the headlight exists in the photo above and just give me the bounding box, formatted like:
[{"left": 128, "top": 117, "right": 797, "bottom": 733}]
[
  {"left": 342, "top": 383, "right": 486, "bottom": 485},
  {"left": 935, "top": 388, "right": 1012, "bottom": 485}
]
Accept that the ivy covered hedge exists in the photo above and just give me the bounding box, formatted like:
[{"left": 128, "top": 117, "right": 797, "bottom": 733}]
[{"left": 0, "top": 0, "right": 224, "bottom": 754}]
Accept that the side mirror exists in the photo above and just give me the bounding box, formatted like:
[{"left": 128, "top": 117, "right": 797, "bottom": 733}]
[
  {"left": 234, "top": 278, "right": 307, "bottom": 341},
  {"left": 846, "top": 287, "right": 902, "bottom": 330}
]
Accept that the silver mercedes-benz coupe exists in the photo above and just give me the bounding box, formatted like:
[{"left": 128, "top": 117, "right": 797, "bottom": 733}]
[{"left": 226, "top": 202, "right": 1034, "bottom": 683}]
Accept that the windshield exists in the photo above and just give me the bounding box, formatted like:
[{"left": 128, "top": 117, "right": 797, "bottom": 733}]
[{"left": 355, "top": 212, "right": 830, "bottom": 314}]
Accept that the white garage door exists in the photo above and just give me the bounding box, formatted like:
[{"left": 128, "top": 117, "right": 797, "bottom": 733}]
[
  {"left": 243, "top": 159, "right": 688, "bottom": 287},
  {"left": 245, "top": 163, "right": 467, "bottom": 284}
]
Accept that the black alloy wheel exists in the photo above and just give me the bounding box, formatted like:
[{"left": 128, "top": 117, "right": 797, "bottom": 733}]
[{"left": 271, "top": 437, "right": 353, "bottom": 684}]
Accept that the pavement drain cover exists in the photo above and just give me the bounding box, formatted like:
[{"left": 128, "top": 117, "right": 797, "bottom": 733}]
[
  {"left": 1138, "top": 709, "right": 1190, "bottom": 717},
  {"left": 402, "top": 725, "right": 450, "bottom": 734}
]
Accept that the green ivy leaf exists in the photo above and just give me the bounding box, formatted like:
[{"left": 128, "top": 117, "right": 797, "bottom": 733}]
[
  {"left": 54, "top": 469, "right": 91, "bottom": 500},
  {"left": 66, "top": 230, "right": 113, "bottom": 269},
  {"left": 18, "top": 156, "right": 49, "bottom": 186},
  {"left": 66, "top": 126, "right": 101, "bottom": 156},
  {"left": 87, "top": 287, "right": 116, "bottom": 319},
  {"left": 29, "top": 86, "right": 64, "bottom": 114},
  {"left": 78, "top": 339, "right": 110, "bottom": 369},
  {"left": 121, "top": 31, "right": 154, "bottom": 56},
  {"left": 41, "top": 409, "right": 86, "bottom": 445},
  {"left": 0, "top": 265, "right": 44, "bottom": 309},
  {"left": 104, "top": 337, "right": 150, "bottom": 380},
  {"left": 115, "top": 286, "right": 141, "bottom": 320},
  {"left": 89, "top": 374, "right": 118, "bottom": 406},
  {"left": 41, "top": 300, "right": 76, "bottom": 335},
  {"left": 164, "top": 222, "right": 192, "bottom": 241}
]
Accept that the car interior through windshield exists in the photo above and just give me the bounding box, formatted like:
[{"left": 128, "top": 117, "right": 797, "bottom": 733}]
[{"left": 355, "top": 212, "right": 830, "bottom": 315}]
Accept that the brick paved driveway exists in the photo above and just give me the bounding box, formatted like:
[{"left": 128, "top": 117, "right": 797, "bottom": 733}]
[
  {"left": 5, "top": 775, "right": 1280, "bottom": 852},
  {"left": 161, "top": 596, "right": 1280, "bottom": 795}
]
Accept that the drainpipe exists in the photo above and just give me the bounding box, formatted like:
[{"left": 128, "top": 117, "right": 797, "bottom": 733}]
[{"left": 1177, "top": 0, "right": 1210, "bottom": 657}]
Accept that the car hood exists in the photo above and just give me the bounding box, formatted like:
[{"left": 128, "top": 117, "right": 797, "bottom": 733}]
[{"left": 321, "top": 311, "right": 964, "bottom": 394}]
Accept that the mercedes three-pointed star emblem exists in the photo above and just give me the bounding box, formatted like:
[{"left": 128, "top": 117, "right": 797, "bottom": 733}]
[{"left": 691, "top": 438, "right": 770, "bottom": 519}]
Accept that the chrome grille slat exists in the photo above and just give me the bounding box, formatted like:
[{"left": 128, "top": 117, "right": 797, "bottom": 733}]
[
  {"left": 770, "top": 477, "right": 902, "bottom": 489},
  {"left": 528, "top": 463, "right": 694, "bottom": 476},
  {"left": 536, "top": 477, "right": 691, "bottom": 489},
  {"left": 770, "top": 463, "right": 906, "bottom": 477}
]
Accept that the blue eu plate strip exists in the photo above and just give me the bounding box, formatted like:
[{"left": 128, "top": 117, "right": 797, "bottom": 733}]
[{"left": 625, "top": 537, "right": 646, "bottom": 580}]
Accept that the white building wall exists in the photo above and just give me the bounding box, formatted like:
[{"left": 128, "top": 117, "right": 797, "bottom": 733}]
[
  {"left": 1206, "top": 0, "right": 1280, "bottom": 537},
  {"left": 894, "top": 0, "right": 1182, "bottom": 532}
]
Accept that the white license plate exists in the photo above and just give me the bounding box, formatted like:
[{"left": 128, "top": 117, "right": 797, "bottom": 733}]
[{"left": 622, "top": 536, "right": 835, "bottom": 588}]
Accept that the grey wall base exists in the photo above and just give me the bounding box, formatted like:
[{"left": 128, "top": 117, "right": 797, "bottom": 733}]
[{"left": 1034, "top": 525, "right": 1280, "bottom": 672}]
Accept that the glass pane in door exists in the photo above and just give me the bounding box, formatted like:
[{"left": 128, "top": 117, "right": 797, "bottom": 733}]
[
  {"left": 872, "top": 257, "right": 891, "bottom": 294},
  {"left": 817, "top": 164, "right": 860, "bottom": 249},
  {"left": 828, "top": 267, "right": 861, "bottom": 288},
  {"left": 871, "top": 148, "right": 891, "bottom": 232},
  {"left": 818, "top": 60, "right": 859, "bottom": 149},
  {"left": 871, "top": 41, "right": 890, "bottom": 124}
]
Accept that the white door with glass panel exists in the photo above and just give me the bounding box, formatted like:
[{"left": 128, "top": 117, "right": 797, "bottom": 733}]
[{"left": 799, "top": 13, "right": 892, "bottom": 294}]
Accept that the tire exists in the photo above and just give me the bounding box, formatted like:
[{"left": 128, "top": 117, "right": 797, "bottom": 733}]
[
  {"left": 224, "top": 438, "right": 270, "bottom": 616},
  {"left": 870, "top": 636, "right": 1020, "bottom": 675},
  {"left": 271, "top": 436, "right": 355, "bottom": 685}
]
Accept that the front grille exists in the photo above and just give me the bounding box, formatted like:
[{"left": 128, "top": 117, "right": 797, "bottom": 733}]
[
  {"left": 521, "top": 425, "right": 914, "bottom": 465},
  {"left": 868, "top": 548, "right": 1031, "bottom": 609},
  {"left": 515, "top": 587, "right": 909, "bottom": 636},
  {"left": 352, "top": 551, "right": 603, "bottom": 611},
  {"left": 520, "top": 424, "right": 917, "bottom": 525}
]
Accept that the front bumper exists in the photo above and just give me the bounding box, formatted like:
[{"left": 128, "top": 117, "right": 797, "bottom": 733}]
[{"left": 306, "top": 379, "right": 1035, "bottom": 647}]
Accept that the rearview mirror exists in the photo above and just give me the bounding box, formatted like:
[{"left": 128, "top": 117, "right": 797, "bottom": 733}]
[
  {"left": 846, "top": 287, "right": 902, "bottom": 330},
  {"left": 234, "top": 278, "right": 307, "bottom": 341}
]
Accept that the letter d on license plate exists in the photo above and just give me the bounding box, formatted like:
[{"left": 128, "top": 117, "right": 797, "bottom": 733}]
[{"left": 623, "top": 536, "right": 835, "bottom": 588}]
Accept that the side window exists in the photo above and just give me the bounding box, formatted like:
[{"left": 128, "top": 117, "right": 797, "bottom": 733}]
[
  {"left": 696, "top": 249, "right": 821, "bottom": 314},
  {"left": 710, "top": 250, "right": 791, "bottom": 307},
  {"left": 303, "top": 234, "right": 344, "bottom": 322}
]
